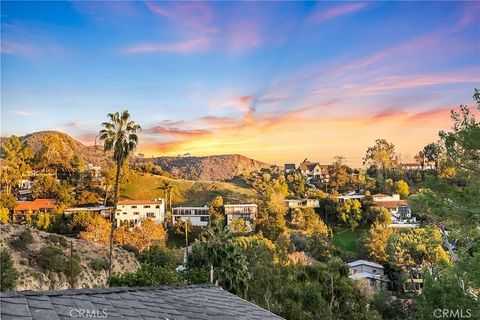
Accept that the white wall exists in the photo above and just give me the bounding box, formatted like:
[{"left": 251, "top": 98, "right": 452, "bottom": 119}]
[{"left": 116, "top": 201, "right": 165, "bottom": 226}]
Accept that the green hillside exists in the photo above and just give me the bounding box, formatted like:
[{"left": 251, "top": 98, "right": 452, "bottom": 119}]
[{"left": 121, "top": 173, "right": 256, "bottom": 206}]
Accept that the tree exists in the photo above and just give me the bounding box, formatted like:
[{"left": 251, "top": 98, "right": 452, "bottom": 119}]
[
  {"left": 31, "top": 175, "right": 60, "bottom": 199},
  {"left": 364, "top": 223, "right": 394, "bottom": 264},
  {"left": 99, "top": 109, "right": 141, "bottom": 284},
  {"left": 130, "top": 219, "right": 167, "bottom": 251},
  {"left": 0, "top": 208, "right": 9, "bottom": 224},
  {"left": 36, "top": 133, "right": 76, "bottom": 176},
  {"left": 363, "top": 139, "right": 397, "bottom": 179},
  {"left": 393, "top": 180, "right": 409, "bottom": 199},
  {"left": 0, "top": 135, "right": 33, "bottom": 194},
  {"left": 329, "top": 156, "right": 351, "bottom": 192},
  {"left": 79, "top": 215, "right": 111, "bottom": 245},
  {"left": 337, "top": 199, "right": 363, "bottom": 230},
  {"left": 230, "top": 218, "right": 249, "bottom": 233},
  {"left": 76, "top": 190, "right": 101, "bottom": 206},
  {"left": 0, "top": 249, "right": 18, "bottom": 291},
  {"left": 387, "top": 227, "right": 450, "bottom": 279},
  {"left": 0, "top": 194, "right": 16, "bottom": 222},
  {"left": 422, "top": 142, "right": 442, "bottom": 169},
  {"left": 188, "top": 222, "right": 250, "bottom": 296},
  {"left": 208, "top": 195, "right": 224, "bottom": 223}
]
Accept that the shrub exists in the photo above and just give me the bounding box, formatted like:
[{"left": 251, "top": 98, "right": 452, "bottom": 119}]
[
  {"left": 11, "top": 230, "right": 33, "bottom": 250},
  {"left": 121, "top": 244, "right": 139, "bottom": 256},
  {"left": 36, "top": 246, "right": 66, "bottom": 272},
  {"left": 0, "top": 249, "right": 18, "bottom": 291},
  {"left": 110, "top": 265, "right": 184, "bottom": 287},
  {"left": 47, "top": 234, "right": 68, "bottom": 247},
  {"left": 181, "top": 268, "right": 209, "bottom": 284},
  {"left": 90, "top": 258, "right": 109, "bottom": 271},
  {"left": 138, "top": 246, "right": 183, "bottom": 268}
]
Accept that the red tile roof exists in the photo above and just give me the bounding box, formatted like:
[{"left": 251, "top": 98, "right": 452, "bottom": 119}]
[
  {"left": 15, "top": 199, "right": 57, "bottom": 211},
  {"left": 374, "top": 200, "right": 408, "bottom": 209}
]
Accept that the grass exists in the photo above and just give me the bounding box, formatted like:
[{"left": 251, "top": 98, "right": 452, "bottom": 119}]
[
  {"left": 332, "top": 227, "right": 368, "bottom": 255},
  {"left": 122, "top": 173, "right": 256, "bottom": 206}
]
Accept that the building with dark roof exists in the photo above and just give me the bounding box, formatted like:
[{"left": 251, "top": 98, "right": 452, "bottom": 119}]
[{"left": 0, "top": 284, "right": 283, "bottom": 320}]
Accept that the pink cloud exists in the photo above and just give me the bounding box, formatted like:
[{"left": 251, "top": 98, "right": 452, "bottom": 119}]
[
  {"left": 124, "top": 37, "right": 211, "bottom": 54},
  {"left": 225, "top": 20, "right": 263, "bottom": 53},
  {"left": 308, "top": 3, "right": 367, "bottom": 25}
]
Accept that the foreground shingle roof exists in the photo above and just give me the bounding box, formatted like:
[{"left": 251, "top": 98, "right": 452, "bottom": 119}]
[{"left": 0, "top": 284, "right": 283, "bottom": 320}]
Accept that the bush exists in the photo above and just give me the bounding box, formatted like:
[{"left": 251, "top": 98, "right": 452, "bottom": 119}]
[
  {"left": 181, "top": 268, "right": 209, "bottom": 284},
  {"left": 90, "top": 258, "right": 109, "bottom": 271},
  {"left": 36, "top": 246, "right": 66, "bottom": 272},
  {"left": 0, "top": 249, "right": 18, "bottom": 291},
  {"left": 138, "top": 246, "right": 183, "bottom": 268},
  {"left": 46, "top": 234, "right": 68, "bottom": 247},
  {"left": 11, "top": 230, "right": 33, "bottom": 250},
  {"left": 121, "top": 244, "right": 139, "bottom": 256},
  {"left": 110, "top": 265, "right": 184, "bottom": 287}
]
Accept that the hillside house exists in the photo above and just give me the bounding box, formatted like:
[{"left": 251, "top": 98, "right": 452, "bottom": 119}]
[
  {"left": 13, "top": 199, "right": 58, "bottom": 222},
  {"left": 373, "top": 194, "right": 418, "bottom": 227},
  {"left": 338, "top": 191, "right": 365, "bottom": 203},
  {"left": 347, "top": 260, "right": 387, "bottom": 291},
  {"left": 285, "top": 199, "right": 320, "bottom": 209},
  {"left": 115, "top": 199, "right": 165, "bottom": 227},
  {"left": 224, "top": 204, "right": 258, "bottom": 230},
  {"left": 63, "top": 206, "right": 111, "bottom": 217},
  {"left": 284, "top": 163, "right": 296, "bottom": 173},
  {"left": 173, "top": 206, "right": 210, "bottom": 226},
  {"left": 298, "top": 161, "right": 322, "bottom": 180}
]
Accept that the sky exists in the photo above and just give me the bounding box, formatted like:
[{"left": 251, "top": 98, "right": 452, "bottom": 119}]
[{"left": 1, "top": 1, "right": 479, "bottom": 167}]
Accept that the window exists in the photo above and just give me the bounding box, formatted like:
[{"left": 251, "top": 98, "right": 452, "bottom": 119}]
[
  {"left": 155, "top": 205, "right": 160, "bottom": 208},
  {"left": 372, "top": 269, "right": 377, "bottom": 273},
  {"left": 131, "top": 205, "right": 137, "bottom": 208},
  {"left": 123, "top": 212, "right": 127, "bottom": 215},
  {"left": 146, "top": 212, "right": 156, "bottom": 218},
  {"left": 353, "top": 269, "right": 357, "bottom": 274},
  {"left": 144, "top": 205, "right": 151, "bottom": 208},
  {"left": 133, "top": 212, "right": 139, "bottom": 215},
  {"left": 200, "top": 216, "right": 209, "bottom": 222}
]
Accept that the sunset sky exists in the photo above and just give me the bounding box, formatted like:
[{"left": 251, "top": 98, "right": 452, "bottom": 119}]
[{"left": 1, "top": 1, "right": 479, "bottom": 167}]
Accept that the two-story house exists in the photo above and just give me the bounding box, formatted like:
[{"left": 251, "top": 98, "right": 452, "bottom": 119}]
[
  {"left": 347, "top": 260, "right": 387, "bottom": 291},
  {"left": 285, "top": 199, "right": 320, "bottom": 209},
  {"left": 172, "top": 206, "right": 210, "bottom": 227},
  {"left": 372, "top": 194, "right": 418, "bottom": 227},
  {"left": 224, "top": 204, "right": 258, "bottom": 230},
  {"left": 115, "top": 199, "right": 165, "bottom": 227}
]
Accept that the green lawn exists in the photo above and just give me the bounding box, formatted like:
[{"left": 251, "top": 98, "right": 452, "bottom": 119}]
[
  {"left": 332, "top": 227, "right": 368, "bottom": 255},
  {"left": 122, "top": 173, "right": 256, "bottom": 206}
]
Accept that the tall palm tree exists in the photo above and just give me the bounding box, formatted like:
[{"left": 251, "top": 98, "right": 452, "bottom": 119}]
[{"left": 98, "top": 110, "right": 141, "bottom": 284}]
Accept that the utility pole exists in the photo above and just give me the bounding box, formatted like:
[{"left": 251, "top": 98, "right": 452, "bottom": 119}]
[
  {"left": 185, "top": 220, "right": 189, "bottom": 258},
  {"left": 69, "top": 240, "right": 74, "bottom": 289}
]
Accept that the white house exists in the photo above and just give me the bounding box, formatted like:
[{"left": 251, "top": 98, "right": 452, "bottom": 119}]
[
  {"left": 347, "top": 260, "right": 387, "bottom": 290},
  {"left": 115, "top": 199, "right": 165, "bottom": 227},
  {"left": 373, "top": 194, "right": 418, "bottom": 227},
  {"left": 172, "top": 206, "right": 210, "bottom": 227},
  {"left": 224, "top": 204, "right": 258, "bottom": 230},
  {"left": 285, "top": 199, "right": 320, "bottom": 209}
]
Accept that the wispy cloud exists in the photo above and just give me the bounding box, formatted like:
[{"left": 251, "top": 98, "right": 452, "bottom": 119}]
[
  {"left": 308, "top": 3, "right": 368, "bottom": 25},
  {"left": 123, "top": 37, "right": 211, "bottom": 54},
  {"left": 9, "top": 110, "right": 35, "bottom": 116}
]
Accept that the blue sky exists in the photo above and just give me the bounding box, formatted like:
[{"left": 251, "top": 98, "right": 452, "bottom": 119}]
[{"left": 1, "top": 1, "right": 479, "bottom": 166}]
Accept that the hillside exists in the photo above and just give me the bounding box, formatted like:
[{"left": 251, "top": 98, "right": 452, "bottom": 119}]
[
  {"left": 122, "top": 173, "right": 256, "bottom": 206},
  {"left": 0, "top": 224, "right": 139, "bottom": 291},
  {"left": 20, "top": 131, "right": 111, "bottom": 166},
  {"left": 152, "top": 154, "right": 270, "bottom": 181}
]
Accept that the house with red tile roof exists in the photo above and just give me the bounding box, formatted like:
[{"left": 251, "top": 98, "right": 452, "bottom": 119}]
[{"left": 13, "top": 199, "right": 58, "bottom": 222}]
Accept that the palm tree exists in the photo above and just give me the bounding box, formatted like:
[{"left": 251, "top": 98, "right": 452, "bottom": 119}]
[
  {"left": 158, "top": 180, "right": 174, "bottom": 212},
  {"left": 98, "top": 110, "right": 141, "bottom": 284}
]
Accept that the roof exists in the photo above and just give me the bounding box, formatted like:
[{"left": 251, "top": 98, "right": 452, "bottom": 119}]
[
  {"left": 224, "top": 204, "right": 258, "bottom": 207},
  {"left": 347, "top": 260, "right": 384, "bottom": 269},
  {"left": 298, "top": 161, "right": 319, "bottom": 171},
  {"left": 64, "top": 206, "right": 111, "bottom": 212},
  {"left": 14, "top": 199, "right": 57, "bottom": 211},
  {"left": 284, "top": 163, "right": 296, "bottom": 170},
  {"left": 118, "top": 200, "right": 163, "bottom": 205},
  {"left": 0, "top": 284, "right": 283, "bottom": 320},
  {"left": 374, "top": 200, "right": 408, "bottom": 209}
]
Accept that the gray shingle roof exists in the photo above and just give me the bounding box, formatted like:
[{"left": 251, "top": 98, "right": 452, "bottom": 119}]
[{"left": 1, "top": 284, "right": 283, "bottom": 320}]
